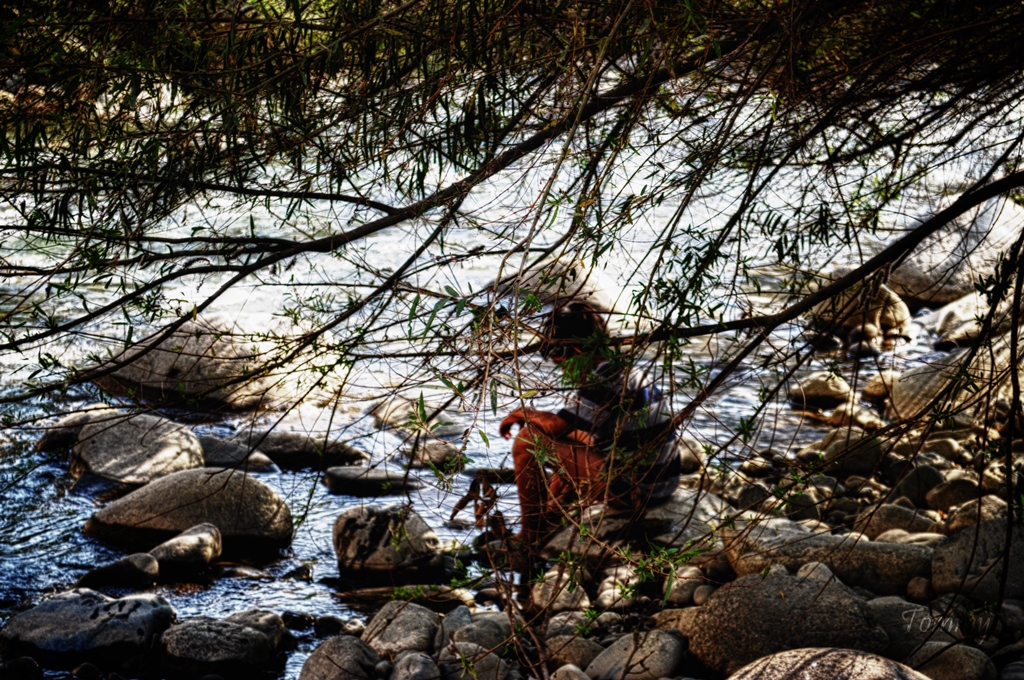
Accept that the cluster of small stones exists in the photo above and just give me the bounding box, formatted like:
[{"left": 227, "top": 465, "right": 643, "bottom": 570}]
[{"left": 5, "top": 237, "right": 1024, "bottom": 680}]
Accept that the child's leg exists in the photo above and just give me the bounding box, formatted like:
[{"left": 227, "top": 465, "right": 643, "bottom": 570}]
[{"left": 510, "top": 424, "right": 559, "bottom": 548}]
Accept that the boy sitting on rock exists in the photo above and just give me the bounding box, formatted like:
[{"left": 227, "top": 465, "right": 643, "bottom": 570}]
[{"left": 499, "top": 302, "right": 682, "bottom": 552}]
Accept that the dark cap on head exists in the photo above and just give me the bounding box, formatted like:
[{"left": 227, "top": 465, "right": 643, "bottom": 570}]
[{"left": 541, "top": 302, "right": 609, "bottom": 360}]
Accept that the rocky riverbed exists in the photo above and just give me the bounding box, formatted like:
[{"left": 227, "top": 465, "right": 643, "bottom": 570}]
[{"left": 3, "top": 210, "right": 1024, "bottom": 680}]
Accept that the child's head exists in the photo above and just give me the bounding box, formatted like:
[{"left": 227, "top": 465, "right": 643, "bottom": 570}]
[{"left": 540, "top": 302, "right": 609, "bottom": 362}]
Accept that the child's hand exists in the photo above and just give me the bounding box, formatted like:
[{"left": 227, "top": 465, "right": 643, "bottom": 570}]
[{"left": 499, "top": 409, "right": 526, "bottom": 439}]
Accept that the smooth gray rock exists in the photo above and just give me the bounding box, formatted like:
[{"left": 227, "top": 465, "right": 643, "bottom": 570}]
[
  {"left": 927, "top": 477, "right": 981, "bottom": 511},
  {"left": 725, "top": 648, "right": 930, "bottom": 680},
  {"left": 77, "top": 552, "right": 159, "bottom": 589},
  {"left": 0, "top": 589, "right": 174, "bottom": 661},
  {"left": 85, "top": 468, "right": 293, "bottom": 553},
  {"left": 676, "top": 436, "right": 707, "bottom": 474},
  {"left": 230, "top": 429, "right": 368, "bottom": 469},
  {"left": 789, "top": 371, "right": 852, "bottom": 409},
  {"left": 547, "top": 612, "right": 589, "bottom": 639},
  {"left": 362, "top": 601, "right": 440, "bottom": 658},
  {"left": 94, "top": 318, "right": 280, "bottom": 409},
  {"left": 820, "top": 426, "right": 886, "bottom": 477},
  {"left": 1001, "top": 662, "right": 1024, "bottom": 680},
  {"left": 300, "top": 635, "right": 380, "bottom": 680},
  {"left": 400, "top": 434, "right": 465, "bottom": 471},
  {"left": 723, "top": 518, "right": 932, "bottom": 595},
  {"left": 323, "top": 467, "right": 422, "bottom": 496},
  {"left": 664, "top": 566, "right": 704, "bottom": 606},
  {"left": 392, "top": 652, "right": 441, "bottom": 680},
  {"left": 452, "top": 617, "right": 509, "bottom": 651},
  {"left": 434, "top": 605, "right": 472, "bottom": 650},
  {"left": 551, "top": 665, "right": 591, "bottom": 680},
  {"left": 865, "top": 596, "right": 960, "bottom": 657},
  {"left": 904, "top": 642, "right": 996, "bottom": 680},
  {"left": 946, "top": 495, "right": 1007, "bottom": 534},
  {"left": 160, "top": 616, "right": 279, "bottom": 673},
  {"left": 149, "top": 523, "right": 223, "bottom": 575},
  {"left": 689, "top": 570, "right": 888, "bottom": 674},
  {"left": 585, "top": 629, "right": 685, "bottom": 680},
  {"left": 532, "top": 568, "right": 591, "bottom": 612},
  {"left": 932, "top": 518, "right": 1024, "bottom": 604},
  {"left": 198, "top": 436, "right": 275, "bottom": 471},
  {"left": 546, "top": 636, "right": 605, "bottom": 673},
  {"left": 438, "top": 641, "right": 507, "bottom": 680},
  {"left": 371, "top": 397, "right": 464, "bottom": 438},
  {"left": 889, "top": 196, "right": 1024, "bottom": 305},
  {"left": 854, "top": 504, "right": 944, "bottom": 539},
  {"left": 892, "top": 465, "right": 945, "bottom": 508},
  {"left": 333, "top": 505, "right": 444, "bottom": 573},
  {"left": 71, "top": 414, "right": 204, "bottom": 484}
]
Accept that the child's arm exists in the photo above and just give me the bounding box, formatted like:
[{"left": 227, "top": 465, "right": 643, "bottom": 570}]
[{"left": 499, "top": 408, "right": 574, "bottom": 440}]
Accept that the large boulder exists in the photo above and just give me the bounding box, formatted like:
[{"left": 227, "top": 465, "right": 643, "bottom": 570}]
[
  {"left": 888, "top": 347, "right": 1009, "bottom": 422},
  {"left": 904, "top": 642, "right": 997, "bottom": 680},
  {"left": 35, "top": 405, "right": 120, "bottom": 452},
  {"left": 333, "top": 505, "right": 445, "bottom": 574},
  {"left": 198, "top": 436, "right": 275, "bottom": 471},
  {"left": 85, "top": 468, "right": 293, "bottom": 555},
  {"left": 546, "top": 636, "right": 604, "bottom": 672},
  {"left": 361, "top": 601, "right": 440, "bottom": 658},
  {"left": 723, "top": 518, "right": 932, "bottom": 595},
  {"left": 888, "top": 196, "right": 1024, "bottom": 305},
  {"left": 0, "top": 589, "right": 175, "bottom": 664},
  {"left": 585, "top": 630, "right": 685, "bottom": 680},
  {"left": 810, "top": 282, "right": 910, "bottom": 335},
  {"left": 159, "top": 613, "right": 285, "bottom": 675},
  {"left": 300, "top": 635, "right": 380, "bottom": 680},
  {"left": 229, "top": 429, "right": 368, "bottom": 469},
  {"left": 726, "top": 648, "right": 930, "bottom": 680},
  {"left": 932, "top": 517, "right": 1024, "bottom": 604},
  {"left": 788, "top": 371, "right": 852, "bottom": 409},
  {"left": 71, "top": 413, "right": 204, "bottom": 484},
  {"left": 93, "top": 318, "right": 280, "bottom": 410},
  {"left": 945, "top": 495, "right": 1007, "bottom": 534},
  {"left": 689, "top": 569, "right": 888, "bottom": 675},
  {"left": 892, "top": 464, "right": 945, "bottom": 508}
]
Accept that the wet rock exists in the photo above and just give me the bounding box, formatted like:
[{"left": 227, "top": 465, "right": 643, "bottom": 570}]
[
  {"left": 828, "top": 400, "right": 886, "bottom": 431},
  {"left": 888, "top": 348, "right": 1009, "bottom": 422},
  {"left": 77, "top": 553, "right": 159, "bottom": 589},
  {"left": 85, "top": 468, "right": 293, "bottom": 555},
  {"left": 0, "top": 656, "right": 43, "bottom": 680},
  {"left": 70, "top": 414, "right": 204, "bottom": 485},
  {"left": 282, "top": 612, "right": 315, "bottom": 631},
  {"left": 159, "top": 616, "right": 282, "bottom": 675},
  {"left": 149, "top": 523, "right": 223, "bottom": 577},
  {"left": 314, "top": 617, "right": 346, "bottom": 637},
  {"left": 933, "top": 518, "right": 1024, "bottom": 603},
  {"left": 892, "top": 465, "right": 944, "bottom": 508},
  {"left": 945, "top": 495, "right": 1006, "bottom": 534},
  {"left": 1002, "top": 662, "right": 1024, "bottom": 680},
  {"left": 36, "top": 406, "right": 120, "bottom": 452},
  {"left": 333, "top": 505, "right": 444, "bottom": 574},
  {"left": 664, "top": 566, "right": 704, "bottom": 606},
  {"left": 888, "top": 196, "right": 1024, "bottom": 305},
  {"left": 550, "top": 665, "right": 590, "bottom": 680},
  {"left": 585, "top": 629, "right": 685, "bottom": 680},
  {"left": 93, "top": 318, "right": 280, "bottom": 410},
  {"left": 224, "top": 611, "right": 287, "bottom": 649},
  {"left": 323, "top": 467, "right": 422, "bottom": 496},
  {"left": 811, "top": 280, "right": 910, "bottom": 334},
  {"left": 853, "top": 504, "right": 944, "bottom": 539},
  {"left": 300, "top": 635, "right": 380, "bottom": 680},
  {"left": 689, "top": 570, "right": 888, "bottom": 674},
  {"left": 724, "top": 518, "right": 932, "bottom": 595},
  {"left": 546, "top": 636, "right": 604, "bottom": 672},
  {"left": 362, "top": 601, "right": 440, "bottom": 658},
  {"left": 437, "top": 641, "right": 508, "bottom": 680},
  {"left": 788, "top": 371, "right": 852, "bottom": 409},
  {"left": 229, "top": 429, "right": 368, "bottom": 469},
  {"left": 651, "top": 608, "right": 700, "bottom": 637},
  {"left": 927, "top": 475, "right": 981, "bottom": 511},
  {"left": 391, "top": 652, "right": 440, "bottom": 680},
  {"left": 725, "top": 647, "right": 929, "bottom": 680},
  {"left": 198, "top": 436, "right": 275, "bottom": 471},
  {"left": 531, "top": 568, "right": 591, "bottom": 612},
  {"left": 0, "top": 589, "right": 174, "bottom": 663},
  {"left": 676, "top": 436, "right": 707, "bottom": 474},
  {"left": 904, "top": 642, "right": 996, "bottom": 680}
]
